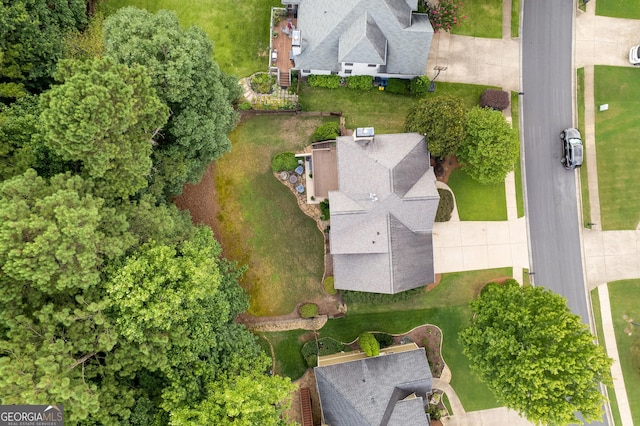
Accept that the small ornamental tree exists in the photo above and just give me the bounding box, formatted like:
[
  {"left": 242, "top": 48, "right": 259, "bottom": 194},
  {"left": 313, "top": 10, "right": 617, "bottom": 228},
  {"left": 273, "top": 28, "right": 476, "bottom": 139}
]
[
  {"left": 459, "top": 281, "right": 613, "bottom": 426},
  {"left": 457, "top": 106, "right": 518, "bottom": 184},
  {"left": 405, "top": 95, "right": 466, "bottom": 158},
  {"left": 358, "top": 332, "right": 380, "bottom": 357},
  {"left": 425, "top": 0, "right": 466, "bottom": 33}
]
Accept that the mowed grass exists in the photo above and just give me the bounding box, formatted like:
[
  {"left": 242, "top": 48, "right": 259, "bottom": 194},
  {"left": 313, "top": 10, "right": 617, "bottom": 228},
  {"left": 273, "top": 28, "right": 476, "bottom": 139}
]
[
  {"left": 258, "top": 330, "right": 309, "bottom": 379},
  {"left": 511, "top": 91, "right": 524, "bottom": 217},
  {"left": 577, "top": 68, "right": 591, "bottom": 227},
  {"left": 214, "top": 115, "right": 332, "bottom": 316},
  {"left": 594, "top": 66, "right": 640, "bottom": 229},
  {"left": 447, "top": 169, "right": 507, "bottom": 220},
  {"left": 596, "top": 0, "right": 640, "bottom": 18},
  {"left": 451, "top": 0, "right": 503, "bottom": 39},
  {"left": 607, "top": 280, "right": 640, "bottom": 424},
  {"left": 104, "top": 0, "right": 279, "bottom": 77},
  {"left": 511, "top": 0, "right": 521, "bottom": 38},
  {"left": 590, "top": 289, "right": 623, "bottom": 426}
]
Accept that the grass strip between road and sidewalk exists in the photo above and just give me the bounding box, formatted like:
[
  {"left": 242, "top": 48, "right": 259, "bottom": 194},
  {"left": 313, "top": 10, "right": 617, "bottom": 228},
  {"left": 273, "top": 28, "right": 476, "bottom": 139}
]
[{"left": 576, "top": 67, "right": 591, "bottom": 228}]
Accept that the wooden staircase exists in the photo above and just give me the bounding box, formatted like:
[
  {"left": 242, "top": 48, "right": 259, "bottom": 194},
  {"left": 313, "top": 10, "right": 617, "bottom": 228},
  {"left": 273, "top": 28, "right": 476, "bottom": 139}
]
[
  {"left": 279, "top": 70, "right": 290, "bottom": 88},
  {"left": 300, "top": 387, "right": 313, "bottom": 426}
]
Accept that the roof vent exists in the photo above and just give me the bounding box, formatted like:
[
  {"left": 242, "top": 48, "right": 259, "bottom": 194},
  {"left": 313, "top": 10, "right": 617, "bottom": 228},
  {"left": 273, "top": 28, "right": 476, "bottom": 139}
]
[{"left": 354, "top": 127, "right": 375, "bottom": 147}]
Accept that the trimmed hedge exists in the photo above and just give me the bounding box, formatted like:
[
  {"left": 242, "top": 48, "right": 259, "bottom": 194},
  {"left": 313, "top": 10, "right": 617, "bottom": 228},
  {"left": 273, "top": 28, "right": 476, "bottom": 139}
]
[
  {"left": 323, "top": 277, "right": 337, "bottom": 295},
  {"left": 271, "top": 152, "right": 299, "bottom": 172},
  {"left": 346, "top": 75, "right": 373, "bottom": 91},
  {"left": 436, "top": 188, "right": 454, "bottom": 222},
  {"left": 410, "top": 75, "right": 431, "bottom": 96},
  {"left": 299, "top": 303, "right": 318, "bottom": 318},
  {"left": 301, "top": 337, "right": 347, "bottom": 367},
  {"left": 308, "top": 74, "right": 341, "bottom": 89},
  {"left": 312, "top": 122, "right": 340, "bottom": 142},
  {"left": 342, "top": 286, "right": 424, "bottom": 304},
  {"left": 480, "top": 89, "right": 510, "bottom": 111}
]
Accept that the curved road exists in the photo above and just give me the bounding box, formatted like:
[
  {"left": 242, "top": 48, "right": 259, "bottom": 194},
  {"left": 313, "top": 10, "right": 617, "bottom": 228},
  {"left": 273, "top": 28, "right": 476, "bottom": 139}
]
[{"left": 521, "top": 0, "right": 589, "bottom": 323}]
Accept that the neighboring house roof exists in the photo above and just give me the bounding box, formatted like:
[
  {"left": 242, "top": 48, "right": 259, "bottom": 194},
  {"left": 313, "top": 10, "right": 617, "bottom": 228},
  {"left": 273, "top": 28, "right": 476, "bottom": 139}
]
[
  {"left": 315, "top": 347, "right": 432, "bottom": 426},
  {"left": 284, "top": 0, "right": 433, "bottom": 75},
  {"left": 329, "top": 132, "right": 439, "bottom": 294}
]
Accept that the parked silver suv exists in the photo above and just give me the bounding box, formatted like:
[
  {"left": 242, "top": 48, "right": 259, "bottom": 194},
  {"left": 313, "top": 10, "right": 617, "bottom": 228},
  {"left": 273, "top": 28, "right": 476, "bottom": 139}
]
[{"left": 560, "top": 128, "right": 583, "bottom": 170}]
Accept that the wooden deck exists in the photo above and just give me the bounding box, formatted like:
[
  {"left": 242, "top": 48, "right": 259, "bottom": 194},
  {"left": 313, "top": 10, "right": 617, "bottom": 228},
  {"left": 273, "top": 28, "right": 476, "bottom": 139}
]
[{"left": 271, "top": 14, "right": 297, "bottom": 87}]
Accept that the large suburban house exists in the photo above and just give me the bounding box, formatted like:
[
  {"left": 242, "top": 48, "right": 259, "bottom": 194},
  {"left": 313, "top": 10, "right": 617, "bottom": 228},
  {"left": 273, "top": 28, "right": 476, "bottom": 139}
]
[
  {"left": 329, "top": 129, "right": 440, "bottom": 294},
  {"left": 280, "top": 0, "right": 434, "bottom": 78},
  {"left": 315, "top": 344, "right": 433, "bottom": 425}
]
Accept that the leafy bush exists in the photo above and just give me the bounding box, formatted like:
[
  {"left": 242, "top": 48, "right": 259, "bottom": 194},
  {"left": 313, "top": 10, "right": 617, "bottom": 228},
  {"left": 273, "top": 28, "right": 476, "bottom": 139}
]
[
  {"left": 480, "top": 89, "right": 510, "bottom": 111},
  {"left": 250, "top": 73, "right": 276, "bottom": 94},
  {"left": 307, "top": 74, "right": 341, "bottom": 89},
  {"left": 237, "top": 101, "right": 252, "bottom": 111},
  {"left": 346, "top": 75, "right": 373, "bottom": 91},
  {"left": 436, "top": 188, "right": 454, "bottom": 222},
  {"left": 385, "top": 78, "right": 410, "bottom": 95},
  {"left": 373, "top": 333, "right": 394, "bottom": 348},
  {"left": 323, "top": 276, "right": 337, "bottom": 295},
  {"left": 299, "top": 303, "right": 318, "bottom": 318},
  {"left": 358, "top": 332, "right": 380, "bottom": 357},
  {"left": 342, "top": 286, "right": 424, "bottom": 304},
  {"left": 312, "top": 122, "right": 340, "bottom": 142},
  {"left": 301, "top": 337, "right": 347, "bottom": 366},
  {"left": 320, "top": 199, "right": 330, "bottom": 220},
  {"left": 271, "top": 152, "right": 299, "bottom": 172},
  {"left": 426, "top": 0, "right": 466, "bottom": 33},
  {"left": 410, "top": 75, "right": 431, "bottom": 96}
]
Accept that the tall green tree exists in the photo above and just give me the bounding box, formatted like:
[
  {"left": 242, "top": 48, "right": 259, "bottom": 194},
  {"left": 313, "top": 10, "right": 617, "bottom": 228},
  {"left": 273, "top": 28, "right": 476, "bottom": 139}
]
[
  {"left": 457, "top": 106, "right": 518, "bottom": 184},
  {"left": 103, "top": 7, "right": 241, "bottom": 197},
  {"left": 39, "top": 57, "right": 168, "bottom": 198},
  {"left": 0, "top": 0, "right": 87, "bottom": 99},
  {"left": 404, "top": 95, "right": 466, "bottom": 157},
  {"left": 459, "top": 280, "right": 612, "bottom": 426}
]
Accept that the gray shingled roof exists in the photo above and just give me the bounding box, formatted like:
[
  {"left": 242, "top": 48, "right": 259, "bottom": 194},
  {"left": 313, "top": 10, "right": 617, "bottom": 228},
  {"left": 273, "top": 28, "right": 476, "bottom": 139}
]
[
  {"left": 315, "top": 348, "right": 432, "bottom": 426},
  {"left": 329, "top": 132, "right": 439, "bottom": 294},
  {"left": 287, "top": 0, "right": 433, "bottom": 75}
]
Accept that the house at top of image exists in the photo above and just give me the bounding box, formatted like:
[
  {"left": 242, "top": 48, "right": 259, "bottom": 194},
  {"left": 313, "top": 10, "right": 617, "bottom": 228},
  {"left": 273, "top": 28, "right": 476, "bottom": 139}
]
[
  {"left": 315, "top": 344, "right": 433, "bottom": 425},
  {"left": 329, "top": 129, "right": 440, "bottom": 294},
  {"left": 280, "top": 0, "right": 434, "bottom": 79}
]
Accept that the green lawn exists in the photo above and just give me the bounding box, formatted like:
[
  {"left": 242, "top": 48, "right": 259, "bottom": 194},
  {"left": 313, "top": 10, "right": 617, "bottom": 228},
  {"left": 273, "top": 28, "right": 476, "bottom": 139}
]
[
  {"left": 511, "top": 0, "right": 520, "bottom": 38},
  {"left": 447, "top": 169, "right": 507, "bottom": 221},
  {"left": 577, "top": 68, "right": 591, "bottom": 227},
  {"left": 607, "top": 280, "right": 640, "bottom": 424},
  {"left": 596, "top": 0, "right": 640, "bottom": 18},
  {"left": 214, "top": 115, "right": 332, "bottom": 316},
  {"left": 590, "top": 289, "right": 623, "bottom": 426},
  {"left": 451, "top": 0, "right": 503, "bottom": 39},
  {"left": 511, "top": 92, "right": 524, "bottom": 218},
  {"left": 104, "top": 0, "right": 279, "bottom": 77},
  {"left": 258, "top": 330, "right": 309, "bottom": 379},
  {"left": 594, "top": 66, "right": 640, "bottom": 230}
]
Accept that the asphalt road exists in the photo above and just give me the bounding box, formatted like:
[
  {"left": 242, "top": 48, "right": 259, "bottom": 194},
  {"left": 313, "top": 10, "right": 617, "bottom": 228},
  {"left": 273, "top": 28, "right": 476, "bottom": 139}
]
[
  {"left": 521, "top": 1, "right": 607, "bottom": 424},
  {"left": 521, "top": 0, "right": 589, "bottom": 323}
]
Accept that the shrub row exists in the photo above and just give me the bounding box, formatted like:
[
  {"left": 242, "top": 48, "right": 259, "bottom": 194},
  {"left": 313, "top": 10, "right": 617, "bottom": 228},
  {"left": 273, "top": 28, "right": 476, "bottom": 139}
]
[
  {"left": 346, "top": 75, "right": 373, "bottom": 91},
  {"left": 301, "top": 337, "right": 347, "bottom": 367},
  {"left": 320, "top": 199, "right": 330, "bottom": 220},
  {"left": 342, "top": 286, "right": 424, "bottom": 304},
  {"left": 307, "top": 74, "right": 341, "bottom": 89},
  {"left": 312, "top": 122, "right": 340, "bottom": 142}
]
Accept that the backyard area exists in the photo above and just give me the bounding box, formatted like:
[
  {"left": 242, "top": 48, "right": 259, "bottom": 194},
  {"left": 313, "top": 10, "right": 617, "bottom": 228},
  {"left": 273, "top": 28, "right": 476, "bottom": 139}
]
[
  {"left": 261, "top": 268, "right": 510, "bottom": 412},
  {"left": 594, "top": 66, "right": 640, "bottom": 230}
]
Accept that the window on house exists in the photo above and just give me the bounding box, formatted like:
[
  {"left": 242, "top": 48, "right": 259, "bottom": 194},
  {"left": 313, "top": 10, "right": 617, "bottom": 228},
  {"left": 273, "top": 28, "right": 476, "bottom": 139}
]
[
  {"left": 302, "top": 70, "right": 311, "bottom": 73},
  {"left": 331, "top": 71, "right": 338, "bottom": 75},
  {"left": 368, "top": 64, "right": 377, "bottom": 67},
  {"left": 344, "top": 63, "right": 353, "bottom": 67},
  {"left": 345, "top": 69, "right": 352, "bottom": 74}
]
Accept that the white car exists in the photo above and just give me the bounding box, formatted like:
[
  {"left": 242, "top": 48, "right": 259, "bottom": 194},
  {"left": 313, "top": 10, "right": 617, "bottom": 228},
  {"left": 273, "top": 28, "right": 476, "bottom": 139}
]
[{"left": 630, "top": 45, "right": 640, "bottom": 65}]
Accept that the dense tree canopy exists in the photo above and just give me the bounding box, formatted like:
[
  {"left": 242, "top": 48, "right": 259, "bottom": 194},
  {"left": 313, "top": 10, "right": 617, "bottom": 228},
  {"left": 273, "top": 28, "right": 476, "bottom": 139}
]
[
  {"left": 103, "top": 7, "right": 241, "bottom": 197},
  {"left": 459, "top": 280, "right": 612, "bottom": 425},
  {"left": 39, "top": 57, "right": 168, "bottom": 198},
  {"left": 405, "top": 95, "right": 466, "bottom": 157},
  {"left": 457, "top": 106, "right": 519, "bottom": 184},
  {"left": 0, "top": 0, "right": 87, "bottom": 99}
]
